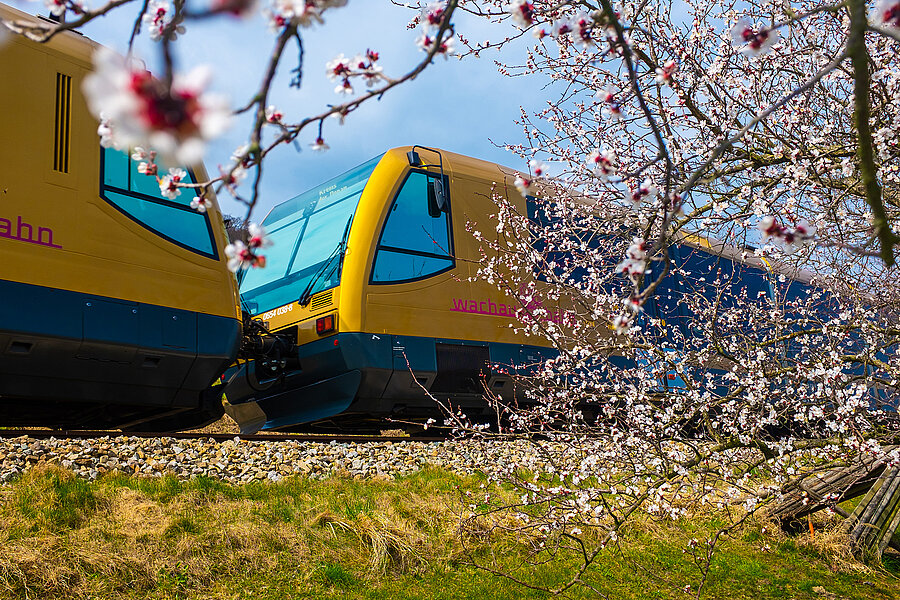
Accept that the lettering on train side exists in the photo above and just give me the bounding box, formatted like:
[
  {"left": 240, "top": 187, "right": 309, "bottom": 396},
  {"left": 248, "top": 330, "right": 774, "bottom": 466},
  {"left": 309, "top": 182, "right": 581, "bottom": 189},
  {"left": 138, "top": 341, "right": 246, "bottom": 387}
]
[
  {"left": 451, "top": 296, "right": 566, "bottom": 325},
  {"left": 451, "top": 297, "right": 517, "bottom": 317},
  {"left": 261, "top": 304, "right": 294, "bottom": 320},
  {"left": 0, "top": 215, "right": 62, "bottom": 249}
]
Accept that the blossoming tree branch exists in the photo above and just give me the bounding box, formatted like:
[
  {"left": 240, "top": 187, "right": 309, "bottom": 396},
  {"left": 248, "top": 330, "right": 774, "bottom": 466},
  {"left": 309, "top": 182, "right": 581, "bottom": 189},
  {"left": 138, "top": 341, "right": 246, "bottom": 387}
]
[
  {"left": 475, "top": 0, "right": 900, "bottom": 322},
  {"left": 405, "top": 0, "right": 900, "bottom": 594}
]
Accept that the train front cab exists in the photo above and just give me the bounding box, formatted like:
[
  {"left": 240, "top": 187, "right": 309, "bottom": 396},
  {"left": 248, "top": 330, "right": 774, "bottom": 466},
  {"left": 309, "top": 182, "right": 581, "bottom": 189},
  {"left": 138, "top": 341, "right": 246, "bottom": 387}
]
[
  {"left": 227, "top": 147, "right": 556, "bottom": 432},
  {"left": 0, "top": 3, "right": 242, "bottom": 430}
]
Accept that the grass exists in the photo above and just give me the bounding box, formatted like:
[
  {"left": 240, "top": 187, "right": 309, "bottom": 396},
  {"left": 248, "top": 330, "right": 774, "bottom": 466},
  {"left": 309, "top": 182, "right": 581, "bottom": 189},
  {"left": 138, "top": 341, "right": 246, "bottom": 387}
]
[{"left": 0, "top": 464, "right": 899, "bottom": 599}]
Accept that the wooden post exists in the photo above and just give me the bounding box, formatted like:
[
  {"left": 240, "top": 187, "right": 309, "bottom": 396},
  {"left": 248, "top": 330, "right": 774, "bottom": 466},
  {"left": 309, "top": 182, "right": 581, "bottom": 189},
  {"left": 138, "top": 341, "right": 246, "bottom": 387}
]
[
  {"left": 765, "top": 448, "right": 900, "bottom": 557},
  {"left": 848, "top": 467, "right": 900, "bottom": 560}
]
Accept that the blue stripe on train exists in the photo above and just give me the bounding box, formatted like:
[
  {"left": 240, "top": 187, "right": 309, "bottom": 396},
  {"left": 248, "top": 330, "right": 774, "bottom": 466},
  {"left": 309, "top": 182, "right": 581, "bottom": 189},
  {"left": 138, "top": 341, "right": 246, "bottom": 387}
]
[
  {"left": 0, "top": 278, "right": 238, "bottom": 356},
  {"left": 0, "top": 278, "right": 240, "bottom": 414}
]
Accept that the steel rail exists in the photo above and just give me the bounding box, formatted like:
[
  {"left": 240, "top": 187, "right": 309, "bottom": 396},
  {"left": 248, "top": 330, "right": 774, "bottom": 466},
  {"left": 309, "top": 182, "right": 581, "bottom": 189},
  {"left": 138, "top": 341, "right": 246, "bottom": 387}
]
[{"left": 0, "top": 429, "right": 446, "bottom": 443}]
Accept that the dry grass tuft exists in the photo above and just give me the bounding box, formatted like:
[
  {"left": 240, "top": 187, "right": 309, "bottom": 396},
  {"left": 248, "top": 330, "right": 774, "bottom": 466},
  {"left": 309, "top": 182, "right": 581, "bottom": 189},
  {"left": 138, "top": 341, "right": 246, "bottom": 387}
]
[
  {"left": 107, "top": 488, "right": 172, "bottom": 539},
  {"left": 798, "top": 526, "right": 868, "bottom": 572},
  {"left": 354, "top": 511, "right": 427, "bottom": 574},
  {"left": 310, "top": 508, "right": 428, "bottom": 574}
]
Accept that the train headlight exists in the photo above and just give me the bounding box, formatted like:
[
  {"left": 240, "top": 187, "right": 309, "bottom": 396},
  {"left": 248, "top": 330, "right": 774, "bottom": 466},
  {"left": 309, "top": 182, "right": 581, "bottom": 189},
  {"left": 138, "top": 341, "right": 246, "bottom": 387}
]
[{"left": 316, "top": 313, "right": 336, "bottom": 335}]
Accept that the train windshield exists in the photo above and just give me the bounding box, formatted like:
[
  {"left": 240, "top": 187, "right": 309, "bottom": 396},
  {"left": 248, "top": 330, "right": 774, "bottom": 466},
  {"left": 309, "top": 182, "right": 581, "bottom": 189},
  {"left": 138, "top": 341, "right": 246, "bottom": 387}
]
[{"left": 239, "top": 154, "right": 383, "bottom": 315}]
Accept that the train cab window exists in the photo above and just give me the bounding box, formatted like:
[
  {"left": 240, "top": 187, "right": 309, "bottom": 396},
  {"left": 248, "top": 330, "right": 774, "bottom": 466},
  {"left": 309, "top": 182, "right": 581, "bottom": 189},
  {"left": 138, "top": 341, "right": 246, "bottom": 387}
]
[
  {"left": 677, "top": 246, "right": 724, "bottom": 303},
  {"left": 371, "top": 171, "right": 453, "bottom": 283},
  {"left": 100, "top": 147, "right": 216, "bottom": 257},
  {"left": 238, "top": 154, "right": 382, "bottom": 315}
]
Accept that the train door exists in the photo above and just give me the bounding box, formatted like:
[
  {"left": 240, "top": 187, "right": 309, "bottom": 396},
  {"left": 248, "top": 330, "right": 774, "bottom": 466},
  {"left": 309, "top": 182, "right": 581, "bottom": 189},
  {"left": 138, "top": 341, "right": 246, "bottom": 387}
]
[{"left": 364, "top": 167, "right": 466, "bottom": 398}]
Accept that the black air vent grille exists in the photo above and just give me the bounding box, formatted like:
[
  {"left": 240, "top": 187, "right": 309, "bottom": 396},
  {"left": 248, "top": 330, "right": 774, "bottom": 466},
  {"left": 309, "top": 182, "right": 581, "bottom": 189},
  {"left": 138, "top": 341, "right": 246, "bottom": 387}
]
[
  {"left": 310, "top": 290, "right": 333, "bottom": 311},
  {"left": 431, "top": 343, "right": 491, "bottom": 394},
  {"left": 53, "top": 72, "right": 72, "bottom": 173}
]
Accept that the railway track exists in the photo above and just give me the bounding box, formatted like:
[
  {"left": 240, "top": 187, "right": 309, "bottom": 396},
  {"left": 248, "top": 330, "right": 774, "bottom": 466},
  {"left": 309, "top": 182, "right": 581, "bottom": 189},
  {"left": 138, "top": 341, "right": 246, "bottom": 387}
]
[{"left": 0, "top": 428, "right": 446, "bottom": 443}]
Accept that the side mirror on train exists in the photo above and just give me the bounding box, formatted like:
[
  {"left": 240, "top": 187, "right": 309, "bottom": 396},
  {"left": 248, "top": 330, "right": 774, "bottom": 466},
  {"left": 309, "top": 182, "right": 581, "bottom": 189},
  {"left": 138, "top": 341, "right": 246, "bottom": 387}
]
[{"left": 427, "top": 178, "right": 447, "bottom": 218}]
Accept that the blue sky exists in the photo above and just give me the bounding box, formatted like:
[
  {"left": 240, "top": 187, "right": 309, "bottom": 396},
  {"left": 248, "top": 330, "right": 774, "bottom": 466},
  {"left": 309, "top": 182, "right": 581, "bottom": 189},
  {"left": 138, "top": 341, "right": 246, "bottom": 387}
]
[{"left": 12, "top": 1, "right": 538, "bottom": 220}]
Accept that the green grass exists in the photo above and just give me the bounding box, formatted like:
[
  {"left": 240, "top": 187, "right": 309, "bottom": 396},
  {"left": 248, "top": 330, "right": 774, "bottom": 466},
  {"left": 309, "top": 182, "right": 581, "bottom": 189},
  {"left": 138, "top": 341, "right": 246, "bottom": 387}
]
[
  {"left": 9, "top": 468, "right": 99, "bottom": 534},
  {"left": 1, "top": 464, "right": 899, "bottom": 599}
]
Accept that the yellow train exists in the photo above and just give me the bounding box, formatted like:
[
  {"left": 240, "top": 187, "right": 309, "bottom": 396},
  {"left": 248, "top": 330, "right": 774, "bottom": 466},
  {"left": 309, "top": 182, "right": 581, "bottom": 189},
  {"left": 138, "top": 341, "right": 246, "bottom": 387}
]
[
  {"left": 0, "top": 3, "right": 241, "bottom": 430},
  {"left": 218, "top": 142, "right": 821, "bottom": 433}
]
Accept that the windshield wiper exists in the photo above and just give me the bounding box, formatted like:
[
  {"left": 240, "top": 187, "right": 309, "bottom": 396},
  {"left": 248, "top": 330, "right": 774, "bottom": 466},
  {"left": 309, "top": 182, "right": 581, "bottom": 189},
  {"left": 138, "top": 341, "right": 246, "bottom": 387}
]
[{"left": 298, "top": 215, "right": 353, "bottom": 307}]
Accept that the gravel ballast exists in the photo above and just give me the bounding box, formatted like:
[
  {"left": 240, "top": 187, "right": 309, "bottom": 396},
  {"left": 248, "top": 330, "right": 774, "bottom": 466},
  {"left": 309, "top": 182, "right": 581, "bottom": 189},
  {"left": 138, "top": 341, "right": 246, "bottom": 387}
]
[{"left": 0, "top": 435, "right": 554, "bottom": 483}]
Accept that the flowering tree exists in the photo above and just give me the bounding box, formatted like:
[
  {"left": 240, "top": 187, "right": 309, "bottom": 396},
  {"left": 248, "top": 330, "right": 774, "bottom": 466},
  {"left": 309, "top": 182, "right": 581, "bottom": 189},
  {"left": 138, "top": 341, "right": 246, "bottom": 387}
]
[
  {"left": 2, "top": 0, "right": 461, "bottom": 269},
  {"left": 6, "top": 0, "right": 900, "bottom": 591},
  {"left": 410, "top": 0, "right": 900, "bottom": 594}
]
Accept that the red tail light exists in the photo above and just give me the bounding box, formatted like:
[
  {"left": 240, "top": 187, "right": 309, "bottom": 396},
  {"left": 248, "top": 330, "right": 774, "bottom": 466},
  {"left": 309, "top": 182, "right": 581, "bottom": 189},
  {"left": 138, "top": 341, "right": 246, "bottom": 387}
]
[{"left": 316, "top": 314, "right": 335, "bottom": 335}]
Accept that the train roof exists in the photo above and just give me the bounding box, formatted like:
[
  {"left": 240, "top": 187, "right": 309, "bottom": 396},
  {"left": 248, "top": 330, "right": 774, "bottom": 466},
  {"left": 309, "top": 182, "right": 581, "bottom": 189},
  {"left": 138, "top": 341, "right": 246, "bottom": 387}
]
[
  {"left": 0, "top": 3, "right": 99, "bottom": 65},
  {"left": 673, "top": 231, "right": 815, "bottom": 284},
  {"left": 394, "top": 146, "right": 817, "bottom": 286},
  {"left": 390, "top": 145, "right": 517, "bottom": 185}
]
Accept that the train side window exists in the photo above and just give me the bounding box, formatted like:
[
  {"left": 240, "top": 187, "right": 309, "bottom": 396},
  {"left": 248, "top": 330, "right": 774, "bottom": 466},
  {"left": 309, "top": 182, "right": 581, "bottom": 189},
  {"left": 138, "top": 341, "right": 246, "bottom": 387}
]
[
  {"left": 103, "top": 148, "right": 130, "bottom": 188},
  {"left": 371, "top": 171, "right": 453, "bottom": 283},
  {"left": 526, "top": 195, "right": 552, "bottom": 227},
  {"left": 647, "top": 247, "right": 686, "bottom": 342},
  {"left": 674, "top": 245, "right": 724, "bottom": 339},
  {"left": 525, "top": 195, "right": 569, "bottom": 283},
  {"left": 129, "top": 159, "right": 175, "bottom": 199},
  {"left": 103, "top": 190, "right": 214, "bottom": 256},
  {"left": 732, "top": 266, "right": 771, "bottom": 303},
  {"left": 677, "top": 246, "right": 721, "bottom": 304},
  {"left": 99, "top": 147, "right": 217, "bottom": 258}
]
